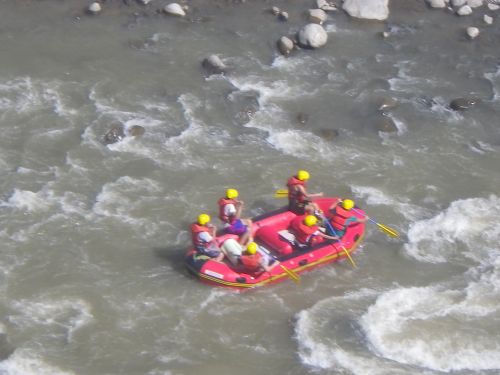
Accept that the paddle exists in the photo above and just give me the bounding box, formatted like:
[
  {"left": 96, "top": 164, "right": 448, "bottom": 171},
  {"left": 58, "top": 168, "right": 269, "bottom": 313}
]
[
  {"left": 351, "top": 207, "right": 399, "bottom": 238},
  {"left": 321, "top": 215, "right": 357, "bottom": 268},
  {"left": 274, "top": 189, "right": 288, "bottom": 198},
  {"left": 258, "top": 246, "right": 300, "bottom": 284}
]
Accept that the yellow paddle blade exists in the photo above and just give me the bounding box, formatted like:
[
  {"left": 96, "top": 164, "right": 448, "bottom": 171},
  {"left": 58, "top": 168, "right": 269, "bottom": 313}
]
[
  {"left": 274, "top": 189, "right": 288, "bottom": 198},
  {"left": 280, "top": 264, "right": 300, "bottom": 284},
  {"left": 377, "top": 223, "right": 399, "bottom": 238},
  {"left": 342, "top": 246, "right": 357, "bottom": 268}
]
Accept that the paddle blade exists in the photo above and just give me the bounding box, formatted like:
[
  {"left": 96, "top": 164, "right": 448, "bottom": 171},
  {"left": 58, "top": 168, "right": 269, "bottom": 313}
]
[
  {"left": 342, "top": 246, "right": 357, "bottom": 268},
  {"left": 274, "top": 189, "right": 288, "bottom": 198},
  {"left": 280, "top": 265, "right": 300, "bottom": 284},
  {"left": 377, "top": 223, "right": 399, "bottom": 238}
]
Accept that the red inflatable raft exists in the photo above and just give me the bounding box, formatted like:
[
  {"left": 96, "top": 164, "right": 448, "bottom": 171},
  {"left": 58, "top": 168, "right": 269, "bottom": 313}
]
[{"left": 185, "top": 197, "right": 366, "bottom": 289}]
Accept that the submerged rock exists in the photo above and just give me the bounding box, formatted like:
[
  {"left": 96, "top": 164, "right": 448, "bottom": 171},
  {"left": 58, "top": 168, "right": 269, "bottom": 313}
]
[
  {"left": 202, "top": 54, "right": 227, "bottom": 75},
  {"left": 296, "top": 112, "right": 309, "bottom": 125},
  {"left": 318, "top": 128, "right": 339, "bottom": 141},
  {"left": 378, "top": 97, "right": 398, "bottom": 111},
  {"left": 0, "top": 334, "right": 15, "bottom": 361},
  {"left": 226, "top": 90, "right": 260, "bottom": 125},
  {"left": 376, "top": 116, "right": 398, "bottom": 133},
  {"left": 297, "top": 23, "right": 328, "bottom": 49},
  {"left": 129, "top": 125, "right": 145, "bottom": 137},
  {"left": 103, "top": 124, "right": 125, "bottom": 144},
  {"left": 343, "top": 0, "right": 389, "bottom": 20},
  {"left": 450, "top": 97, "right": 479, "bottom": 110}
]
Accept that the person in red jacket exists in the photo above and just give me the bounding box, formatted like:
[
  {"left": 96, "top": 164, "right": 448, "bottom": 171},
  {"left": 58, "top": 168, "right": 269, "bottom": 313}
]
[
  {"left": 327, "top": 199, "right": 368, "bottom": 238},
  {"left": 240, "top": 242, "right": 278, "bottom": 274},
  {"left": 289, "top": 214, "right": 338, "bottom": 248},
  {"left": 287, "top": 170, "right": 323, "bottom": 215},
  {"left": 191, "top": 213, "right": 224, "bottom": 262},
  {"left": 218, "top": 188, "right": 253, "bottom": 246}
]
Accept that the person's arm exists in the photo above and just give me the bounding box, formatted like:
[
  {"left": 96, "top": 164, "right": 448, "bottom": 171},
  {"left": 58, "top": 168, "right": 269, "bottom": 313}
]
[
  {"left": 299, "top": 185, "right": 323, "bottom": 199},
  {"left": 329, "top": 199, "right": 341, "bottom": 211}
]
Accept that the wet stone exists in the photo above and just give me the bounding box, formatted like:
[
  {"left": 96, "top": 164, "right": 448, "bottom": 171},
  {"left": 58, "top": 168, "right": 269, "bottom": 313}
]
[
  {"left": 103, "top": 124, "right": 125, "bottom": 144},
  {"left": 129, "top": 125, "right": 146, "bottom": 137},
  {"left": 376, "top": 116, "right": 398, "bottom": 133},
  {"left": 450, "top": 97, "right": 479, "bottom": 110}
]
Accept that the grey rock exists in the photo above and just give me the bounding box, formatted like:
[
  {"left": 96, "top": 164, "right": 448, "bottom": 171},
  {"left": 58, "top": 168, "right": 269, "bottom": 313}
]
[
  {"left": 427, "top": 0, "right": 447, "bottom": 8},
  {"left": 88, "top": 2, "right": 102, "bottom": 14},
  {"left": 308, "top": 9, "right": 328, "bottom": 24},
  {"left": 202, "top": 54, "right": 227, "bottom": 75},
  {"left": 466, "top": 26, "right": 480, "bottom": 38},
  {"left": 457, "top": 5, "right": 473, "bottom": 14},
  {"left": 451, "top": 0, "right": 467, "bottom": 6},
  {"left": 467, "top": 0, "right": 483, "bottom": 8},
  {"left": 164, "top": 3, "right": 186, "bottom": 17},
  {"left": 450, "top": 97, "right": 479, "bottom": 110},
  {"left": 103, "top": 124, "right": 125, "bottom": 144},
  {"left": 277, "top": 36, "right": 294, "bottom": 56},
  {"left": 318, "top": 128, "right": 340, "bottom": 141},
  {"left": 378, "top": 97, "right": 398, "bottom": 111},
  {"left": 296, "top": 113, "right": 309, "bottom": 125},
  {"left": 483, "top": 14, "right": 493, "bottom": 24},
  {"left": 297, "top": 23, "right": 328, "bottom": 49},
  {"left": 376, "top": 117, "right": 398, "bottom": 133},
  {"left": 278, "top": 11, "right": 289, "bottom": 21},
  {"left": 271, "top": 6, "right": 280, "bottom": 15},
  {"left": 343, "top": 0, "right": 389, "bottom": 20},
  {"left": 129, "top": 125, "right": 146, "bottom": 137}
]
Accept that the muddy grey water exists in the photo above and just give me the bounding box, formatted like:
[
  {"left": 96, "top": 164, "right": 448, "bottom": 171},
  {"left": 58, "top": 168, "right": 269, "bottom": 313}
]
[{"left": 0, "top": 1, "right": 499, "bottom": 374}]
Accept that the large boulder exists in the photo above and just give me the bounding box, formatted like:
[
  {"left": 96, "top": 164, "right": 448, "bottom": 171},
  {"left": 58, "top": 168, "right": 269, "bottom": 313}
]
[
  {"left": 427, "top": 0, "right": 447, "bottom": 8},
  {"left": 297, "top": 23, "right": 328, "bottom": 49},
  {"left": 342, "top": 0, "right": 389, "bottom": 20}
]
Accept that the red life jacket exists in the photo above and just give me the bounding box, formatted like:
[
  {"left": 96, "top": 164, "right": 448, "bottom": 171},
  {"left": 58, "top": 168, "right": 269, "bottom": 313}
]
[
  {"left": 218, "top": 198, "right": 237, "bottom": 224},
  {"left": 290, "top": 216, "right": 318, "bottom": 245},
  {"left": 191, "top": 223, "right": 209, "bottom": 248},
  {"left": 287, "top": 176, "right": 306, "bottom": 204},
  {"left": 240, "top": 252, "right": 262, "bottom": 272},
  {"left": 331, "top": 206, "right": 354, "bottom": 232}
]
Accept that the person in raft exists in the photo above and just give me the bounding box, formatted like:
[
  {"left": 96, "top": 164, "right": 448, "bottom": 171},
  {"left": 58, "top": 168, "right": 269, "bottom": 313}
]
[
  {"left": 290, "top": 214, "right": 339, "bottom": 248},
  {"left": 287, "top": 170, "right": 323, "bottom": 215},
  {"left": 327, "top": 199, "right": 368, "bottom": 238},
  {"left": 218, "top": 188, "right": 253, "bottom": 246},
  {"left": 191, "top": 213, "right": 224, "bottom": 262},
  {"left": 240, "top": 242, "right": 278, "bottom": 274}
]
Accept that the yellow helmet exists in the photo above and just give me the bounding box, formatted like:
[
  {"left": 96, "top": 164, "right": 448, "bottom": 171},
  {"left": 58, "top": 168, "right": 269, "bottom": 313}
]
[
  {"left": 226, "top": 188, "right": 239, "bottom": 199},
  {"left": 304, "top": 215, "right": 317, "bottom": 227},
  {"left": 342, "top": 199, "right": 354, "bottom": 210},
  {"left": 297, "top": 170, "right": 310, "bottom": 181},
  {"left": 198, "top": 213, "right": 211, "bottom": 225},
  {"left": 247, "top": 242, "right": 258, "bottom": 254}
]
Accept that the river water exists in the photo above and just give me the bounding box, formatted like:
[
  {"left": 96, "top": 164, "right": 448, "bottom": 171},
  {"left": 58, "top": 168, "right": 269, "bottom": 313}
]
[{"left": 0, "top": 0, "right": 499, "bottom": 374}]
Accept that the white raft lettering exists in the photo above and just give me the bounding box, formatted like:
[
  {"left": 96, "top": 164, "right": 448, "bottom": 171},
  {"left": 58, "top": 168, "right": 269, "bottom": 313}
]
[{"left": 204, "top": 270, "right": 224, "bottom": 279}]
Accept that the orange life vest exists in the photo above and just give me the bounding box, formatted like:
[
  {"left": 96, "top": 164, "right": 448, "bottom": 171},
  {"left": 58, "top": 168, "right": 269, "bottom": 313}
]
[
  {"left": 191, "top": 223, "right": 209, "bottom": 248},
  {"left": 331, "top": 206, "right": 355, "bottom": 232},
  {"left": 287, "top": 176, "right": 306, "bottom": 204},
  {"left": 290, "top": 215, "right": 318, "bottom": 245},
  {"left": 240, "top": 252, "right": 262, "bottom": 272},
  {"left": 218, "top": 198, "right": 237, "bottom": 224}
]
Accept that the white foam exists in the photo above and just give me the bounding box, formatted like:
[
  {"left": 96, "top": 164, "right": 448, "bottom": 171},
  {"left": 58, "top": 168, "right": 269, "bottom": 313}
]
[
  {"left": 484, "top": 66, "right": 500, "bottom": 100},
  {"left": 10, "top": 297, "right": 93, "bottom": 343},
  {"left": 405, "top": 195, "right": 500, "bottom": 264},
  {"left": 92, "top": 176, "right": 162, "bottom": 234},
  {"left": 0, "top": 349, "right": 75, "bottom": 375},
  {"left": 360, "top": 284, "right": 500, "bottom": 372},
  {"left": 3, "top": 189, "right": 52, "bottom": 212},
  {"left": 295, "top": 289, "right": 414, "bottom": 374},
  {"left": 351, "top": 185, "right": 427, "bottom": 222}
]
